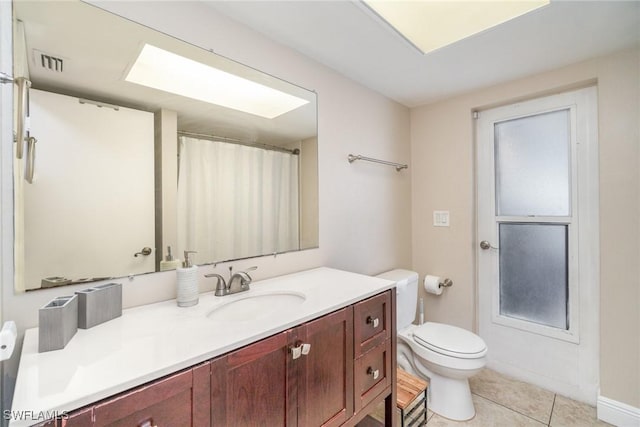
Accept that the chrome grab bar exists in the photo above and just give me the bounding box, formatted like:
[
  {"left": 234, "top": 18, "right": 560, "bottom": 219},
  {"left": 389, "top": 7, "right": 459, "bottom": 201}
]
[{"left": 347, "top": 154, "right": 408, "bottom": 171}]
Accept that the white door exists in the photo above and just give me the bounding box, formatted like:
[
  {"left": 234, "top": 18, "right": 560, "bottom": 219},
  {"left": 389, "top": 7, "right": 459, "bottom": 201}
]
[
  {"left": 476, "top": 87, "right": 599, "bottom": 404},
  {"left": 19, "top": 89, "right": 155, "bottom": 290}
]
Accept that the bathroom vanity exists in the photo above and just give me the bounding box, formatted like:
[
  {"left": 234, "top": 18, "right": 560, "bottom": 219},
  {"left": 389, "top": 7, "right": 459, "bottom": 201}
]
[{"left": 11, "top": 268, "right": 397, "bottom": 426}]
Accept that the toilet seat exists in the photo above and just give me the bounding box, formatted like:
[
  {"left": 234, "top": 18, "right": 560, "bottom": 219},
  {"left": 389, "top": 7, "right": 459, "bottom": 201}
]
[{"left": 413, "top": 322, "right": 487, "bottom": 359}]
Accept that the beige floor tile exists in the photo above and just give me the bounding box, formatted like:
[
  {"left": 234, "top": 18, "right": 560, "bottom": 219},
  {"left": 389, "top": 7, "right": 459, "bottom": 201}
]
[
  {"left": 469, "top": 368, "right": 555, "bottom": 424},
  {"left": 368, "top": 400, "right": 385, "bottom": 422},
  {"left": 365, "top": 400, "right": 402, "bottom": 425},
  {"left": 550, "top": 395, "right": 613, "bottom": 427},
  {"left": 427, "top": 394, "right": 545, "bottom": 426}
]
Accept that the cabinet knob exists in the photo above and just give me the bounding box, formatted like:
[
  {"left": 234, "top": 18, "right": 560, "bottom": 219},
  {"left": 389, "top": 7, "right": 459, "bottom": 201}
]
[
  {"left": 367, "top": 366, "right": 380, "bottom": 380},
  {"left": 366, "top": 316, "right": 379, "bottom": 328},
  {"left": 139, "top": 419, "right": 157, "bottom": 427}
]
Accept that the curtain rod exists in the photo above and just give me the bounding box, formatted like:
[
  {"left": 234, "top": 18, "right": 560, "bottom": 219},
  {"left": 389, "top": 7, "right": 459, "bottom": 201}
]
[{"left": 177, "top": 131, "right": 299, "bottom": 155}]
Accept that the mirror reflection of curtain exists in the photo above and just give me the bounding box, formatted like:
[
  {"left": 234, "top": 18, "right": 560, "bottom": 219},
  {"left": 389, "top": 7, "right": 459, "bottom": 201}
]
[{"left": 177, "top": 136, "right": 299, "bottom": 264}]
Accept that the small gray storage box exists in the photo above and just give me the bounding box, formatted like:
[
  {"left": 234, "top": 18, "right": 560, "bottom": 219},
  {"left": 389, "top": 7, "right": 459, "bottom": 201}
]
[
  {"left": 39, "top": 295, "right": 78, "bottom": 352},
  {"left": 76, "top": 282, "right": 122, "bottom": 329}
]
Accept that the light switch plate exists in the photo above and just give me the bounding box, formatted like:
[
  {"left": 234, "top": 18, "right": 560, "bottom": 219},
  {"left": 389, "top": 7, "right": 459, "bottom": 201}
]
[{"left": 433, "top": 210, "right": 450, "bottom": 227}]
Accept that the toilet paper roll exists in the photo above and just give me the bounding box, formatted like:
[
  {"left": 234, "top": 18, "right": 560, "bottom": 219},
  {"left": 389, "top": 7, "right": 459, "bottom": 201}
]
[{"left": 424, "top": 275, "right": 443, "bottom": 295}]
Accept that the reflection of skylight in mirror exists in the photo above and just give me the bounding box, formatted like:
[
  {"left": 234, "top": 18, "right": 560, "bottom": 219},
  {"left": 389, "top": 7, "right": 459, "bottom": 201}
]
[
  {"left": 364, "top": 0, "right": 549, "bottom": 54},
  {"left": 125, "top": 44, "right": 309, "bottom": 119}
]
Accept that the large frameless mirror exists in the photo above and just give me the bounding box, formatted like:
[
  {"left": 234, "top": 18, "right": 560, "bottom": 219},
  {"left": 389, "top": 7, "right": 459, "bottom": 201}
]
[{"left": 12, "top": 0, "right": 318, "bottom": 292}]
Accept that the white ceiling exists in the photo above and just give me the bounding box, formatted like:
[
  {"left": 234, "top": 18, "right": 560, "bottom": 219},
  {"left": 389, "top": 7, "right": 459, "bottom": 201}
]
[{"left": 205, "top": 1, "right": 640, "bottom": 107}]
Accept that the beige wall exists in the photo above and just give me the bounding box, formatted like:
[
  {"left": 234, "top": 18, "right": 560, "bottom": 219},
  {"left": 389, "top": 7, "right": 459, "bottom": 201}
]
[
  {"left": 0, "top": 0, "right": 411, "bottom": 404},
  {"left": 410, "top": 48, "right": 640, "bottom": 408}
]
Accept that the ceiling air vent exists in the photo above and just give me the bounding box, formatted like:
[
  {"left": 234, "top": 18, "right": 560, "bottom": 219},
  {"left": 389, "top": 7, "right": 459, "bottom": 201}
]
[{"left": 33, "top": 49, "right": 64, "bottom": 72}]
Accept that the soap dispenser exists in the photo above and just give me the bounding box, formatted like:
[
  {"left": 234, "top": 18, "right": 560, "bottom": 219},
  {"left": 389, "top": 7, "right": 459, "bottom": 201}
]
[
  {"left": 160, "top": 246, "right": 181, "bottom": 271},
  {"left": 176, "top": 251, "right": 198, "bottom": 307}
]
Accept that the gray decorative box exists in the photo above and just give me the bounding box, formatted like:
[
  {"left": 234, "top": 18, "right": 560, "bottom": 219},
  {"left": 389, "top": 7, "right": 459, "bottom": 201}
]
[
  {"left": 38, "top": 295, "right": 78, "bottom": 353},
  {"left": 76, "top": 282, "right": 122, "bottom": 329}
]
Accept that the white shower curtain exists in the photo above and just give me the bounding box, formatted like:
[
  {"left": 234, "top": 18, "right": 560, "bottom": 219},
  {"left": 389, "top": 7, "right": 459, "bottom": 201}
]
[{"left": 177, "top": 136, "right": 299, "bottom": 264}]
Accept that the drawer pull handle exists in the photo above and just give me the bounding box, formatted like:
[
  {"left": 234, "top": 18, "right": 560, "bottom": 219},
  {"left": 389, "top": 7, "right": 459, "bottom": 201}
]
[
  {"left": 366, "top": 316, "right": 379, "bottom": 328},
  {"left": 301, "top": 343, "right": 311, "bottom": 355},
  {"left": 139, "top": 420, "right": 157, "bottom": 427},
  {"left": 367, "top": 366, "right": 380, "bottom": 380},
  {"left": 290, "top": 345, "right": 302, "bottom": 360},
  {"left": 290, "top": 342, "right": 311, "bottom": 360}
]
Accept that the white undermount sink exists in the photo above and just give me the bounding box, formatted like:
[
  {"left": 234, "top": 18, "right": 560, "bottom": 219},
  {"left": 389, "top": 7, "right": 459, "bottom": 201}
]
[{"left": 206, "top": 291, "right": 306, "bottom": 322}]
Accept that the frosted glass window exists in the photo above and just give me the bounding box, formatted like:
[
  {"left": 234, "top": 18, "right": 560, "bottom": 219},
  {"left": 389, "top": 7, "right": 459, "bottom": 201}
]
[
  {"left": 495, "top": 110, "right": 570, "bottom": 216},
  {"left": 499, "top": 223, "right": 568, "bottom": 330}
]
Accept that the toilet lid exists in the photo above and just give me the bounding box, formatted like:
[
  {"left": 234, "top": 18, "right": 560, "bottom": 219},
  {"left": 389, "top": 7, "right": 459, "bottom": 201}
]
[{"left": 414, "top": 322, "right": 487, "bottom": 359}]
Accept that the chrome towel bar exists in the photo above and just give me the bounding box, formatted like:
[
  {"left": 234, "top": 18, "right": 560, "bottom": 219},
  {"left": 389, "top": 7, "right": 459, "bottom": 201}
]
[{"left": 347, "top": 154, "right": 408, "bottom": 171}]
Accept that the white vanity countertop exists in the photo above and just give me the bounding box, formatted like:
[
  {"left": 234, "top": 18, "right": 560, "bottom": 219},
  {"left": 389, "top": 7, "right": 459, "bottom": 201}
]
[{"left": 11, "top": 267, "right": 394, "bottom": 426}]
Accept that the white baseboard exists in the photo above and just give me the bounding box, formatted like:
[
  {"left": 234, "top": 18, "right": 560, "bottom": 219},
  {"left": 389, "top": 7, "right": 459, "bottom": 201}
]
[{"left": 597, "top": 395, "right": 640, "bottom": 427}]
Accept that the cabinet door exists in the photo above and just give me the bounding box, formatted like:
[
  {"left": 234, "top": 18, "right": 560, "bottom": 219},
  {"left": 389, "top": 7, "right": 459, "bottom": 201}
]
[
  {"left": 297, "top": 307, "right": 354, "bottom": 427},
  {"left": 211, "top": 331, "right": 295, "bottom": 427}
]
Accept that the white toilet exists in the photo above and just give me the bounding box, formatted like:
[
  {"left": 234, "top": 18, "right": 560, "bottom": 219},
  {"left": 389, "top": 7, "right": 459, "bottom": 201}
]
[{"left": 377, "top": 269, "right": 487, "bottom": 421}]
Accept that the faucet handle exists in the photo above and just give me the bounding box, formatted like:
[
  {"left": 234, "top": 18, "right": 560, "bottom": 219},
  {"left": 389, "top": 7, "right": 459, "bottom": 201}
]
[
  {"left": 205, "top": 273, "right": 227, "bottom": 296},
  {"left": 241, "top": 266, "right": 257, "bottom": 283}
]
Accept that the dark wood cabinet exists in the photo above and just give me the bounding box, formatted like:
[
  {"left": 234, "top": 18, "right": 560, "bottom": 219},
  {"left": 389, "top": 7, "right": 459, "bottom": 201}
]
[
  {"left": 58, "top": 290, "right": 397, "bottom": 427},
  {"left": 92, "top": 369, "right": 191, "bottom": 426},
  {"left": 354, "top": 292, "right": 391, "bottom": 357},
  {"left": 211, "top": 331, "right": 291, "bottom": 427},
  {"left": 354, "top": 339, "right": 392, "bottom": 412},
  {"left": 59, "top": 363, "right": 210, "bottom": 427},
  {"left": 211, "top": 307, "right": 355, "bottom": 427},
  {"left": 297, "top": 307, "right": 354, "bottom": 427},
  {"left": 352, "top": 290, "right": 393, "bottom": 415}
]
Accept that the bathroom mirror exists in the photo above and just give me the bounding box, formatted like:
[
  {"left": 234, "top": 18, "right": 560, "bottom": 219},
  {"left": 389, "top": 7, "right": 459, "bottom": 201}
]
[{"left": 12, "top": 0, "right": 318, "bottom": 292}]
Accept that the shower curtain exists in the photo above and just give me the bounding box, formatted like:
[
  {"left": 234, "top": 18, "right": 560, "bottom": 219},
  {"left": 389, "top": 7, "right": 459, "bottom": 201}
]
[{"left": 177, "top": 136, "right": 299, "bottom": 264}]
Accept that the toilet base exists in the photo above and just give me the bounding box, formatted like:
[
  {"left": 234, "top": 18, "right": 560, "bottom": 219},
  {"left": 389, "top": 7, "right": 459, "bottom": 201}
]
[
  {"left": 399, "top": 345, "right": 476, "bottom": 421},
  {"left": 427, "top": 370, "right": 475, "bottom": 421}
]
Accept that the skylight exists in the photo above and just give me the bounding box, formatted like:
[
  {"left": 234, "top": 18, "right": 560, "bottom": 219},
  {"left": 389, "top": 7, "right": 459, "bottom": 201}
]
[
  {"left": 364, "top": 0, "right": 550, "bottom": 54},
  {"left": 125, "top": 44, "right": 309, "bottom": 119}
]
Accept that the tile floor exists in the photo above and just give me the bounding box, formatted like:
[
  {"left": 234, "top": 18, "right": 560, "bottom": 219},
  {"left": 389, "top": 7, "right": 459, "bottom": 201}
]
[{"left": 367, "top": 368, "right": 611, "bottom": 426}]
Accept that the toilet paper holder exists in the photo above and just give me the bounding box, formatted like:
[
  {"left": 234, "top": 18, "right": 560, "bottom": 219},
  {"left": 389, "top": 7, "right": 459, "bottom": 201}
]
[{"left": 439, "top": 278, "right": 453, "bottom": 288}]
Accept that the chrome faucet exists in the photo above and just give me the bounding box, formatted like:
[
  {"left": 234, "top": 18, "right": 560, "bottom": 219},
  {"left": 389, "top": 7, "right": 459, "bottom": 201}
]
[{"left": 206, "top": 266, "right": 257, "bottom": 297}]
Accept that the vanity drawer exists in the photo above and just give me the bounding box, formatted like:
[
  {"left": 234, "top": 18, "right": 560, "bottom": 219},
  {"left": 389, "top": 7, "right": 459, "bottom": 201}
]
[
  {"left": 92, "top": 368, "right": 195, "bottom": 427},
  {"left": 354, "top": 340, "right": 392, "bottom": 412},
  {"left": 59, "top": 362, "right": 210, "bottom": 427},
  {"left": 353, "top": 291, "right": 391, "bottom": 357}
]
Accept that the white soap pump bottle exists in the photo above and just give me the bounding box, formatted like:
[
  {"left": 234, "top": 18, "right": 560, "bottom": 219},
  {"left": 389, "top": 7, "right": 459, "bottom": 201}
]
[{"left": 176, "top": 250, "right": 198, "bottom": 307}]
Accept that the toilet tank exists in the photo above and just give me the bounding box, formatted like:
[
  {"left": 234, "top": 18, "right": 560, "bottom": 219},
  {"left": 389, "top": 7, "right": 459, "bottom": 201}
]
[{"left": 376, "top": 269, "right": 419, "bottom": 330}]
